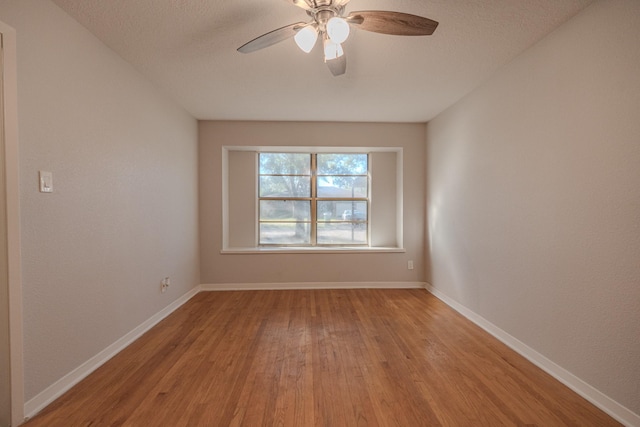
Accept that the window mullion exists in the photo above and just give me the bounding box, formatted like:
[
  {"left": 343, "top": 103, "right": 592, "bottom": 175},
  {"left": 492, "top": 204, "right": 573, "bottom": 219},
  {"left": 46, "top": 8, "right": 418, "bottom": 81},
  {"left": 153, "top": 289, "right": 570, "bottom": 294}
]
[{"left": 311, "top": 153, "right": 317, "bottom": 246}]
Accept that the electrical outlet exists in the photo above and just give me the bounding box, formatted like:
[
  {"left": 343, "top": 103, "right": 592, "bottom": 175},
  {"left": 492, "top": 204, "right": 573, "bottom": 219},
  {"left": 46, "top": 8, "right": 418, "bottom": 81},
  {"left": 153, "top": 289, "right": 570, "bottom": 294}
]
[
  {"left": 161, "top": 277, "right": 170, "bottom": 293},
  {"left": 408, "top": 260, "right": 414, "bottom": 270}
]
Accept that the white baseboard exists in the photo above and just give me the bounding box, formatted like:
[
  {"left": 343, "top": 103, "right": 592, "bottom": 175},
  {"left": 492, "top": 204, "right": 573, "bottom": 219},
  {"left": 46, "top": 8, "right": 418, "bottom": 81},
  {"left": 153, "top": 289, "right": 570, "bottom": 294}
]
[
  {"left": 201, "top": 281, "right": 427, "bottom": 291},
  {"left": 24, "top": 286, "right": 201, "bottom": 420},
  {"left": 425, "top": 283, "right": 640, "bottom": 427}
]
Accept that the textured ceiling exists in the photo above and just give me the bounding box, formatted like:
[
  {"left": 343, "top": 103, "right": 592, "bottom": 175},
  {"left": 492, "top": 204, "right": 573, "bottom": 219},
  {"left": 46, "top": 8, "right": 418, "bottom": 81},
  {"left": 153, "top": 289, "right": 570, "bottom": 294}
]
[{"left": 51, "top": 0, "right": 594, "bottom": 122}]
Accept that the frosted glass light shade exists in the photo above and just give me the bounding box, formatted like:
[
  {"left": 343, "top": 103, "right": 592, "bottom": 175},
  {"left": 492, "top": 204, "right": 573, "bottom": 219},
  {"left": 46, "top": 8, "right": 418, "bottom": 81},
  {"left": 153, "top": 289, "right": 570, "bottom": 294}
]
[
  {"left": 323, "top": 39, "right": 344, "bottom": 61},
  {"left": 294, "top": 26, "right": 319, "bottom": 53},
  {"left": 327, "top": 17, "right": 350, "bottom": 44}
]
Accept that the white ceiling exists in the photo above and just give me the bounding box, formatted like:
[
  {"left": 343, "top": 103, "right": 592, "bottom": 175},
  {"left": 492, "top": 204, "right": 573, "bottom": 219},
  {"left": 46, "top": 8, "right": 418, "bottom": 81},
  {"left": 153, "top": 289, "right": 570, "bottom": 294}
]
[{"left": 51, "top": 0, "right": 594, "bottom": 123}]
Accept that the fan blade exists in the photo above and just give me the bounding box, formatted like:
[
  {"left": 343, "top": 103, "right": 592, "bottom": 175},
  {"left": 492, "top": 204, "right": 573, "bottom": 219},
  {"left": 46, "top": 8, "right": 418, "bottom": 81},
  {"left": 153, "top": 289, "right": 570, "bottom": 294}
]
[
  {"left": 347, "top": 11, "right": 439, "bottom": 36},
  {"left": 326, "top": 53, "right": 346, "bottom": 76},
  {"left": 333, "top": 0, "right": 351, "bottom": 6},
  {"left": 238, "top": 22, "right": 307, "bottom": 53},
  {"left": 285, "top": 0, "right": 314, "bottom": 10}
]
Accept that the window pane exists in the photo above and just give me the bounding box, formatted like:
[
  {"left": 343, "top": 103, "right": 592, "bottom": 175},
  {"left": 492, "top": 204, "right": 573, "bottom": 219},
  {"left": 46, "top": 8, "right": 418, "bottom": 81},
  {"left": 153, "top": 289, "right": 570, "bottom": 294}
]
[
  {"left": 317, "top": 201, "right": 340, "bottom": 221},
  {"left": 259, "top": 153, "right": 310, "bottom": 175},
  {"left": 316, "top": 201, "right": 365, "bottom": 221},
  {"left": 317, "top": 176, "right": 367, "bottom": 198},
  {"left": 326, "top": 201, "right": 368, "bottom": 222},
  {"left": 317, "top": 153, "right": 367, "bottom": 175},
  {"left": 259, "top": 176, "right": 311, "bottom": 198},
  {"left": 317, "top": 222, "right": 367, "bottom": 245},
  {"left": 260, "top": 200, "right": 310, "bottom": 221},
  {"left": 260, "top": 222, "right": 311, "bottom": 245}
]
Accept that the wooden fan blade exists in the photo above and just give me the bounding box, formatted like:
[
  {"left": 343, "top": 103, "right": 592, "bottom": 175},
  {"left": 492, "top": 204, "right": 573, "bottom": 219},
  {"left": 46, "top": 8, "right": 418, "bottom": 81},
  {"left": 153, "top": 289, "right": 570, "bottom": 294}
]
[
  {"left": 285, "top": 0, "right": 313, "bottom": 10},
  {"left": 238, "top": 22, "right": 307, "bottom": 53},
  {"left": 347, "top": 11, "right": 439, "bottom": 36},
  {"left": 326, "top": 53, "right": 346, "bottom": 76}
]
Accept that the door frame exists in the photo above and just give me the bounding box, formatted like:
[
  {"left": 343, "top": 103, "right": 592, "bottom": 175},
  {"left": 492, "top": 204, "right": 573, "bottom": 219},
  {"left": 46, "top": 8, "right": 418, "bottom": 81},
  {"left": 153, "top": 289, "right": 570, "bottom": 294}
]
[{"left": 0, "top": 20, "right": 24, "bottom": 427}]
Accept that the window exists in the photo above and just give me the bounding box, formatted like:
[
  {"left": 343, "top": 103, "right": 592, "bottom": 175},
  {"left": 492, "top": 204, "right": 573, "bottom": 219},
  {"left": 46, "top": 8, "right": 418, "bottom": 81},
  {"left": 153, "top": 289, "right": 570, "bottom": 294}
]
[
  {"left": 258, "top": 153, "right": 369, "bottom": 246},
  {"left": 222, "top": 146, "right": 402, "bottom": 252}
]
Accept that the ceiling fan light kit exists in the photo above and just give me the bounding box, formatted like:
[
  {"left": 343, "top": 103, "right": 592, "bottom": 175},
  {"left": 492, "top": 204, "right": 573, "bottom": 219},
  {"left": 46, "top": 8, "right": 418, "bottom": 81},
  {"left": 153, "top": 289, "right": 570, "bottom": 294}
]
[
  {"left": 323, "top": 37, "right": 344, "bottom": 61},
  {"left": 238, "top": 0, "right": 439, "bottom": 76},
  {"left": 326, "top": 16, "right": 350, "bottom": 44},
  {"left": 294, "top": 25, "right": 319, "bottom": 53}
]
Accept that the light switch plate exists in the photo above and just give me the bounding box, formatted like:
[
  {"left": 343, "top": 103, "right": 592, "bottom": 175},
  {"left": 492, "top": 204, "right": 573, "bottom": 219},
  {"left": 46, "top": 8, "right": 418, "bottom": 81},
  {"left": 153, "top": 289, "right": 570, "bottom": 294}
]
[{"left": 39, "top": 171, "right": 53, "bottom": 193}]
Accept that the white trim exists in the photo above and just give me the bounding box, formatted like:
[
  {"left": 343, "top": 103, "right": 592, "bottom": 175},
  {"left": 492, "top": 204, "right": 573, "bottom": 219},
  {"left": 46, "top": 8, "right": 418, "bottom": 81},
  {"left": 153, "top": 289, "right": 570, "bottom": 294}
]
[
  {"left": 24, "top": 287, "right": 201, "bottom": 420},
  {"left": 396, "top": 148, "right": 403, "bottom": 249},
  {"left": 0, "top": 21, "right": 24, "bottom": 427},
  {"left": 221, "top": 146, "right": 229, "bottom": 249},
  {"left": 425, "top": 283, "right": 640, "bottom": 427},
  {"left": 221, "top": 247, "right": 405, "bottom": 255},
  {"left": 201, "top": 281, "right": 425, "bottom": 291},
  {"left": 224, "top": 145, "right": 402, "bottom": 153}
]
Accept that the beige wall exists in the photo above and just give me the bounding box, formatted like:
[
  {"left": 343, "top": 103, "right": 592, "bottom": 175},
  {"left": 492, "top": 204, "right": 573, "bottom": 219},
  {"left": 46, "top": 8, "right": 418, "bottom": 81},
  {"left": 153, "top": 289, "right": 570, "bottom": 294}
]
[
  {"left": 200, "top": 121, "right": 425, "bottom": 285},
  {"left": 426, "top": 0, "right": 640, "bottom": 416},
  {"left": 0, "top": 0, "right": 200, "bottom": 402}
]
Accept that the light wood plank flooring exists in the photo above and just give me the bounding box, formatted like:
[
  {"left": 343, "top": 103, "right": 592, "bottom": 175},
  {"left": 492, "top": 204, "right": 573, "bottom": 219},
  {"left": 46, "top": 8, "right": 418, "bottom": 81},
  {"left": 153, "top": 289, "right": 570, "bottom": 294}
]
[{"left": 23, "top": 289, "right": 620, "bottom": 426}]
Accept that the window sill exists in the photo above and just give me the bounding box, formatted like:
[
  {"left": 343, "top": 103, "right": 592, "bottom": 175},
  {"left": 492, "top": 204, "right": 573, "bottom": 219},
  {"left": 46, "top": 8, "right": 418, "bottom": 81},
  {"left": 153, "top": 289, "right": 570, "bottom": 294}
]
[{"left": 221, "top": 247, "right": 406, "bottom": 255}]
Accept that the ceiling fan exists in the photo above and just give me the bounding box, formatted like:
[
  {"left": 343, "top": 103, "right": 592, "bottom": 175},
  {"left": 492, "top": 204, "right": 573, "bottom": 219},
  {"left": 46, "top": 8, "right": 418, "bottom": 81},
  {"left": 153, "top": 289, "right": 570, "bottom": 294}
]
[{"left": 237, "top": 0, "right": 439, "bottom": 76}]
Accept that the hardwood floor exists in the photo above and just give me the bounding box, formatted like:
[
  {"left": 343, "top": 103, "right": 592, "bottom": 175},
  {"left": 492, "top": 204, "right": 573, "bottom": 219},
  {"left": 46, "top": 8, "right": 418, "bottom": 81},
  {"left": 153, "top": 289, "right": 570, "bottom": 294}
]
[{"left": 23, "top": 289, "right": 620, "bottom": 426}]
